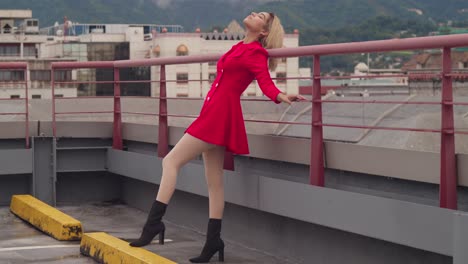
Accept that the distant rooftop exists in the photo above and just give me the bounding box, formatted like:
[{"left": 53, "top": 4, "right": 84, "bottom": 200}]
[
  {"left": 0, "top": 9, "right": 32, "bottom": 19},
  {"left": 40, "top": 23, "right": 184, "bottom": 36}
]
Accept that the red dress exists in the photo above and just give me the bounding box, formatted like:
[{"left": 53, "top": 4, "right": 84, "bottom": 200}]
[{"left": 185, "top": 41, "right": 282, "bottom": 155}]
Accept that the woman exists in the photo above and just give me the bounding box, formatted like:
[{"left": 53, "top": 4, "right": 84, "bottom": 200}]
[{"left": 129, "top": 11, "right": 305, "bottom": 263}]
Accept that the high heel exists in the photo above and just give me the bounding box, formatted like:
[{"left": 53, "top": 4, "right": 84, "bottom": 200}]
[
  {"left": 129, "top": 200, "right": 167, "bottom": 247},
  {"left": 189, "top": 241, "right": 224, "bottom": 263},
  {"left": 218, "top": 247, "right": 224, "bottom": 262},
  {"left": 189, "top": 218, "right": 225, "bottom": 263},
  {"left": 159, "top": 228, "right": 165, "bottom": 245}
]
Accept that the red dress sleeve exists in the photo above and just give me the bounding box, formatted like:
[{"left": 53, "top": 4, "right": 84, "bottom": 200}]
[{"left": 245, "top": 48, "right": 282, "bottom": 104}]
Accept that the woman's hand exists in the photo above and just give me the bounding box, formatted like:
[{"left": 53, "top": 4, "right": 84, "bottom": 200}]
[{"left": 277, "top": 93, "right": 307, "bottom": 105}]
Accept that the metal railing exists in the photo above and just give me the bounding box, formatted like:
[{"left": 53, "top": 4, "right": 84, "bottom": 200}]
[
  {"left": 45, "top": 33, "right": 468, "bottom": 210},
  {"left": 0, "top": 62, "right": 29, "bottom": 148}
]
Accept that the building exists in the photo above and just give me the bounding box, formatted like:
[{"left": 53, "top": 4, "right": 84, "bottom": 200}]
[
  {"left": 352, "top": 62, "right": 407, "bottom": 85},
  {"left": 0, "top": 9, "right": 303, "bottom": 99},
  {"left": 402, "top": 51, "right": 468, "bottom": 95},
  {"left": 0, "top": 10, "right": 76, "bottom": 99}
]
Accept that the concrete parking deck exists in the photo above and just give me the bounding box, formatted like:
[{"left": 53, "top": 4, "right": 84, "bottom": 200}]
[{"left": 0, "top": 202, "right": 297, "bottom": 264}]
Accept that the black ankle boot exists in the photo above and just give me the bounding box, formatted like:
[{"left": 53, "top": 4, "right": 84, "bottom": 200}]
[
  {"left": 129, "top": 200, "right": 167, "bottom": 247},
  {"left": 189, "top": 218, "right": 225, "bottom": 263}
]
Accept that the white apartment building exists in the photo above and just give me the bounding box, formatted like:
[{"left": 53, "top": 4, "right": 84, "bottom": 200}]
[
  {"left": 0, "top": 10, "right": 77, "bottom": 99},
  {"left": 147, "top": 22, "right": 300, "bottom": 98}
]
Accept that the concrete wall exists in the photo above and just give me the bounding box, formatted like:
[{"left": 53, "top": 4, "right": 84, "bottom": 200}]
[
  {"left": 0, "top": 132, "right": 468, "bottom": 263},
  {"left": 122, "top": 177, "right": 452, "bottom": 264}
]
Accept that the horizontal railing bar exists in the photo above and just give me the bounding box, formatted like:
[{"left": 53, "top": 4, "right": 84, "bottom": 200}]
[
  {"left": 244, "top": 119, "right": 311, "bottom": 125},
  {"left": 56, "top": 96, "right": 114, "bottom": 99},
  {"left": 0, "top": 112, "right": 26, "bottom": 115},
  {"left": 319, "top": 74, "right": 407, "bottom": 80},
  {"left": 122, "top": 111, "right": 158, "bottom": 116},
  {"left": 115, "top": 54, "right": 221, "bottom": 68},
  {"left": 56, "top": 76, "right": 311, "bottom": 85},
  {"left": 55, "top": 111, "right": 114, "bottom": 115},
  {"left": 268, "top": 34, "right": 468, "bottom": 57},
  {"left": 317, "top": 100, "right": 441, "bottom": 105},
  {"left": 319, "top": 123, "right": 441, "bottom": 133}
]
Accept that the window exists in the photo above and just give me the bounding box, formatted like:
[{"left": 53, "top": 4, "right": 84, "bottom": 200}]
[
  {"left": 176, "top": 44, "right": 189, "bottom": 56},
  {"left": 54, "top": 94, "right": 64, "bottom": 98},
  {"left": 0, "top": 44, "right": 20, "bottom": 56},
  {"left": 30, "top": 70, "right": 51, "bottom": 81},
  {"left": 54, "top": 70, "right": 72, "bottom": 81},
  {"left": 208, "top": 73, "right": 216, "bottom": 84},
  {"left": 176, "top": 73, "right": 189, "bottom": 84},
  {"left": 276, "top": 72, "right": 287, "bottom": 84},
  {"left": 24, "top": 45, "right": 36, "bottom": 57},
  {"left": 0, "top": 70, "right": 24, "bottom": 81},
  {"left": 464, "top": 62, "right": 468, "bottom": 69},
  {"left": 10, "top": 95, "right": 20, "bottom": 99},
  {"left": 176, "top": 92, "right": 188, "bottom": 97},
  {"left": 281, "top": 57, "right": 287, "bottom": 63},
  {"left": 32, "top": 95, "right": 41, "bottom": 99}
]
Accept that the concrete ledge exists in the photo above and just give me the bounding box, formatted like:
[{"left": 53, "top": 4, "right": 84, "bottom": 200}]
[
  {"left": 9, "top": 194, "right": 82, "bottom": 240},
  {"left": 80, "top": 232, "right": 176, "bottom": 264}
]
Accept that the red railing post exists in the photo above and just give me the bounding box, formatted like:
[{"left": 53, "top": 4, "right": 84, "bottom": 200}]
[
  {"left": 223, "top": 151, "right": 234, "bottom": 171},
  {"left": 440, "top": 47, "right": 457, "bottom": 209},
  {"left": 310, "top": 55, "right": 325, "bottom": 186},
  {"left": 24, "top": 67, "right": 29, "bottom": 148},
  {"left": 113, "top": 67, "right": 123, "bottom": 150},
  {"left": 51, "top": 68, "right": 56, "bottom": 137},
  {"left": 158, "top": 65, "right": 169, "bottom": 157}
]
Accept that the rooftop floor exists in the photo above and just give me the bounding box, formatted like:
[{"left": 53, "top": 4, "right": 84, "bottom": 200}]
[{"left": 0, "top": 203, "right": 296, "bottom": 264}]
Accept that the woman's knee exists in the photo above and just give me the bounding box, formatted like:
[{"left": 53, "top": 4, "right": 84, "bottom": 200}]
[{"left": 162, "top": 155, "right": 178, "bottom": 171}]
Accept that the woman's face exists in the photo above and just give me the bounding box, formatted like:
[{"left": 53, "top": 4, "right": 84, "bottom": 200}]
[{"left": 243, "top": 12, "right": 271, "bottom": 34}]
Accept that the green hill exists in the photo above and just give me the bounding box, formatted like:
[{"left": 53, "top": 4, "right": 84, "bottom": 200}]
[{"left": 1, "top": 0, "right": 467, "bottom": 31}]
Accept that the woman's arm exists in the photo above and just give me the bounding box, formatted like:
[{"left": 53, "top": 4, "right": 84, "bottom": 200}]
[
  {"left": 245, "top": 49, "right": 283, "bottom": 104},
  {"left": 246, "top": 48, "right": 307, "bottom": 105}
]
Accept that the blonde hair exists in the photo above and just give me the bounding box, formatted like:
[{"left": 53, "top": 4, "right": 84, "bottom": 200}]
[{"left": 260, "top": 13, "right": 284, "bottom": 71}]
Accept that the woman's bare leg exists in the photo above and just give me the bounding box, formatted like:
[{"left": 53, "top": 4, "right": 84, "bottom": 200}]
[
  {"left": 156, "top": 133, "right": 216, "bottom": 203},
  {"left": 202, "top": 146, "right": 226, "bottom": 219}
]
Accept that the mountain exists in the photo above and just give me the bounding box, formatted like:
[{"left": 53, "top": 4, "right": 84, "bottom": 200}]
[
  {"left": 258, "top": 0, "right": 468, "bottom": 31},
  {"left": 0, "top": 0, "right": 467, "bottom": 31}
]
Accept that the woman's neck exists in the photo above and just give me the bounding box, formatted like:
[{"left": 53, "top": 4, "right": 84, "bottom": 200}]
[{"left": 243, "top": 31, "right": 260, "bottom": 44}]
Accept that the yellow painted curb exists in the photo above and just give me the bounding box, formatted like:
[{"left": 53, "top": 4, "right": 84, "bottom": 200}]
[
  {"left": 80, "top": 232, "right": 177, "bottom": 264},
  {"left": 9, "top": 194, "right": 82, "bottom": 240}
]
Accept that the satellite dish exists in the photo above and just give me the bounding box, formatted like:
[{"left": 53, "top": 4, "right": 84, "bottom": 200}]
[{"left": 54, "top": 22, "right": 59, "bottom": 27}]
